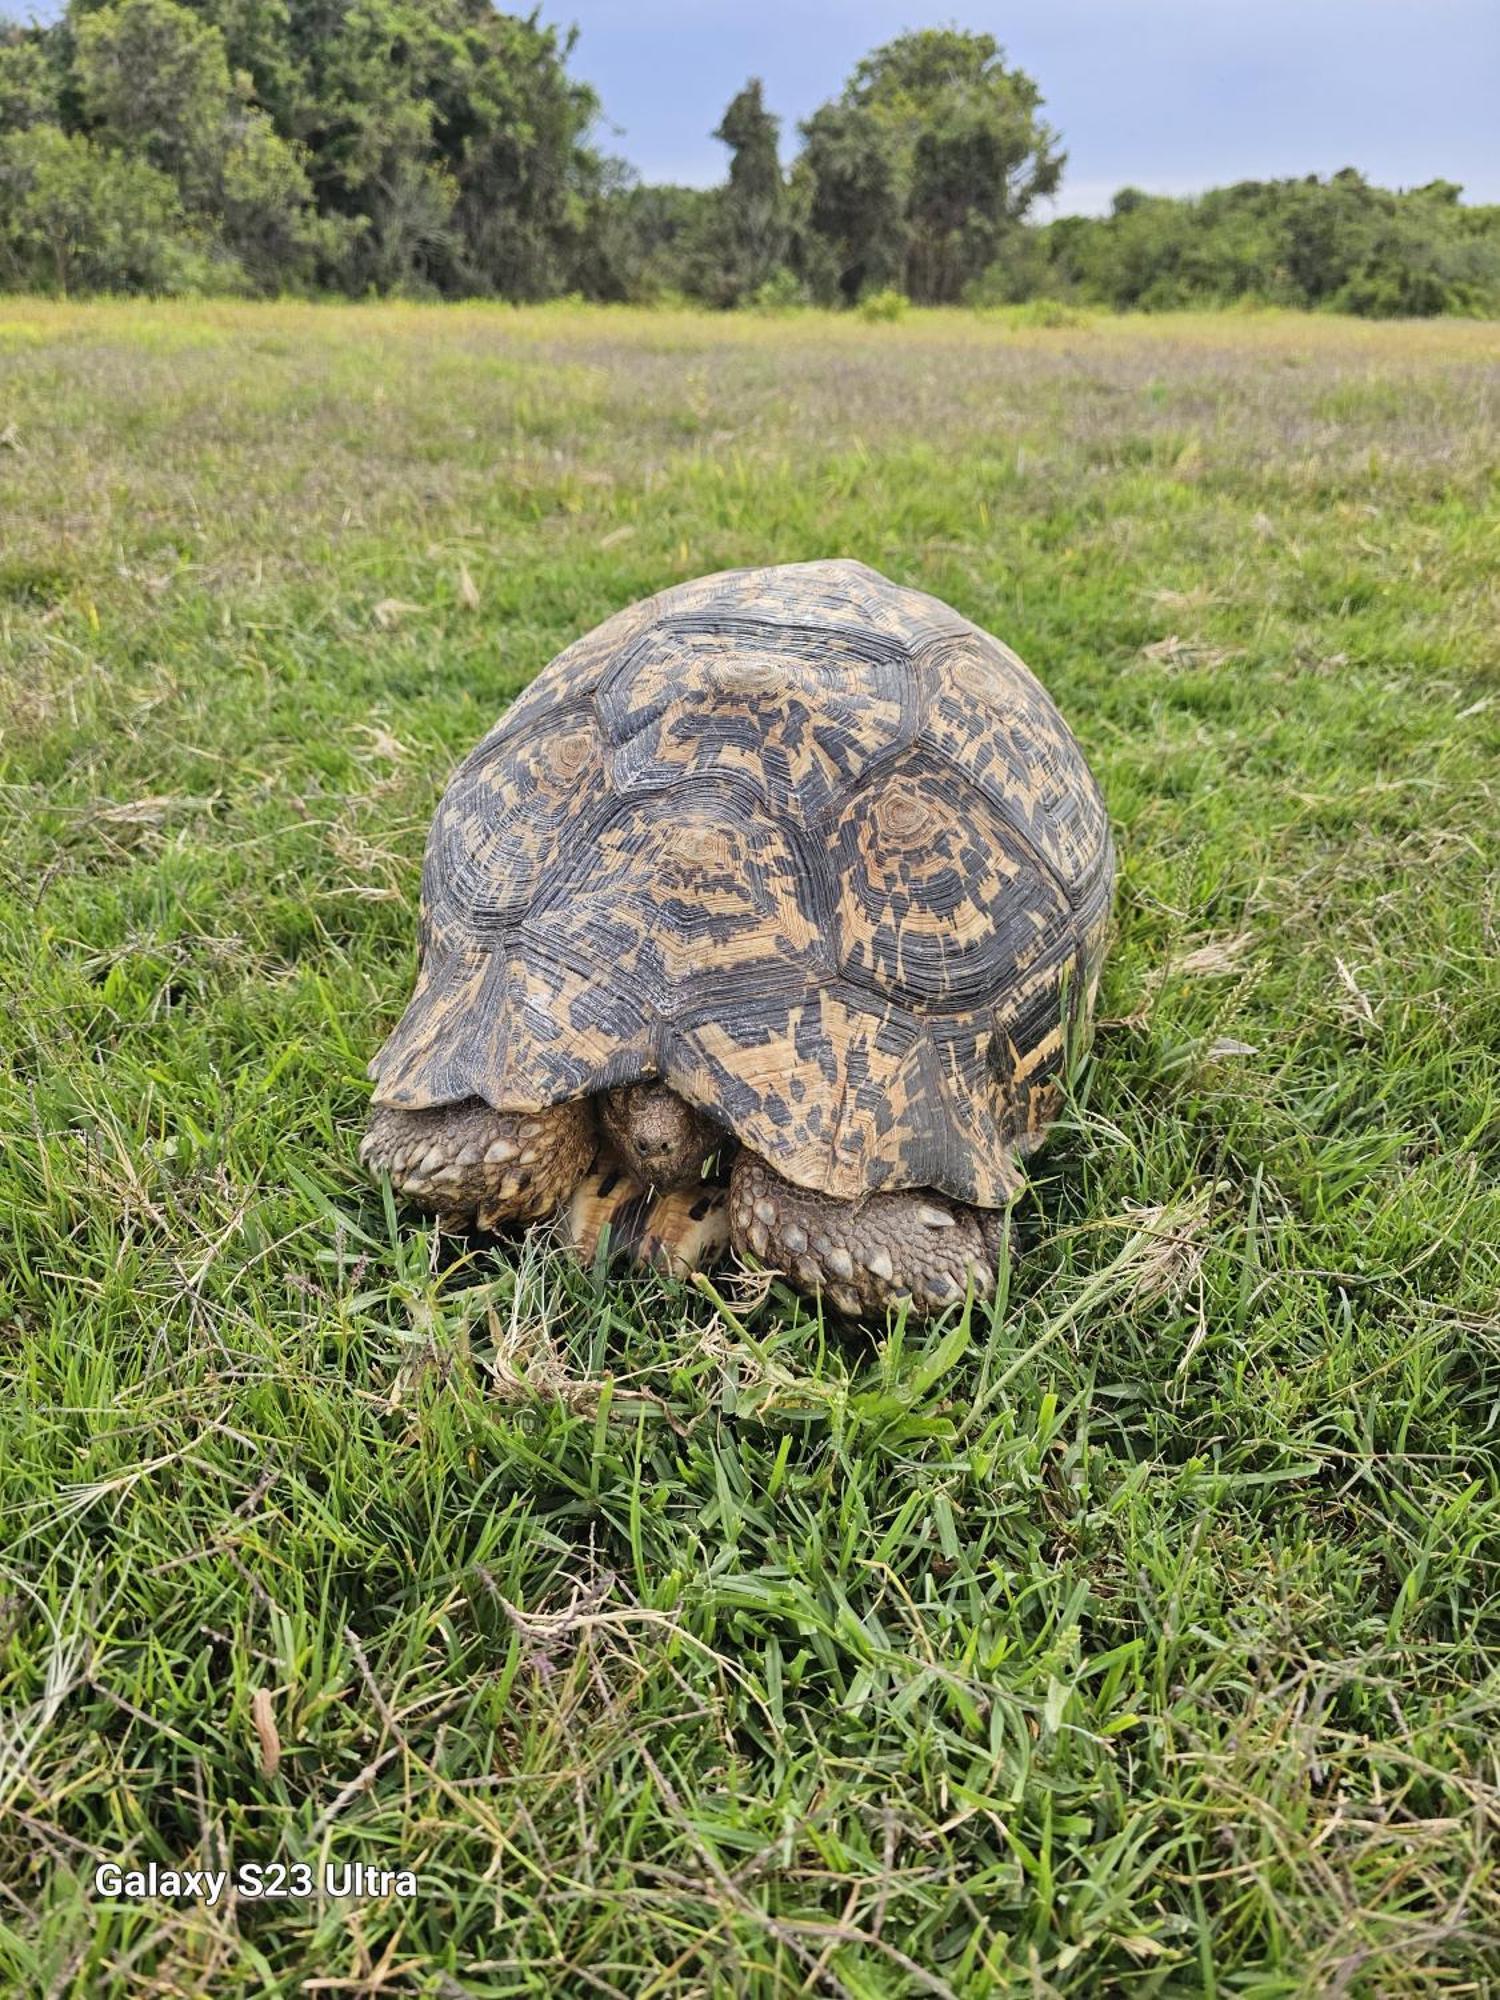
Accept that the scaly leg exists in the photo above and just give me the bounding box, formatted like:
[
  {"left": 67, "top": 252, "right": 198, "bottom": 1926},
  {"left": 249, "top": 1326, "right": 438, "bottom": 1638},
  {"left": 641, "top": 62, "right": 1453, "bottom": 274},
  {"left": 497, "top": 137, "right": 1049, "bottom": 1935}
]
[
  {"left": 729, "top": 1152, "right": 1006, "bottom": 1318},
  {"left": 563, "top": 1150, "right": 731, "bottom": 1279},
  {"left": 361, "top": 1097, "right": 595, "bottom": 1229}
]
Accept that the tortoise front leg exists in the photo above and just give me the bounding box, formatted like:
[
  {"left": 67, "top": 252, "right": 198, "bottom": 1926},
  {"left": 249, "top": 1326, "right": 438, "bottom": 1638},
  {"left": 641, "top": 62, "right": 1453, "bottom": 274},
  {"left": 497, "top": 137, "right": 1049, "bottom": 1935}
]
[
  {"left": 728, "top": 1153, "right": 1005, "bottom": 1319},
  {"left": 563, "top": 1151, "right": 731, "bottom": 1279},
  {"left": 361, "top": 1097, "right": 596, "bottom": 1229}
]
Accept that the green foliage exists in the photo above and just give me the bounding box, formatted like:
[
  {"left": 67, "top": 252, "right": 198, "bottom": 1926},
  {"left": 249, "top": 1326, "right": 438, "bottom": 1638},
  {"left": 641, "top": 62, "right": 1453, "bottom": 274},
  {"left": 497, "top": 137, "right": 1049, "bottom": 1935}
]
[
  {"left": 0, "top": 24, "right": 65, "bottom": 130},
  {"left": 856, "top": 283, "right": 908, "bottom": 321},
  {"left": 0, "top": 123, "right": 206, "bottom": 292},
  {"left": 74, "top": 0, "right": 233, "bottom": 196},
  {"left": 795, "top": 99, "right": 905, "bottom": 304},
  {"left": 578, "top": 80, "right": 797, "bottom": 311},
  {"left": 271, "top": 0, "right": 603, "bottom": 297},
  {"left": 0, "top": 10, "right": 1494, "bottom": 314},
  {"left": 2, "top": 0, "right": 326, "bottom": 293},
  {"left": 572, "top": 178, "right": 717, "bottom": 304},
  {"left": 747, "top": 265, "right": 808, "bottom": 313},
  {"left": 801, "top": 29, "right": 1063, "bottom": 304},
  {"left": 964, "top": 222, "right": 1053, "bottom": 305},
  {"left": 1041, "top": 171, "right": 1500, "bottom": 317},
  {"left": 698, "top": 78, "right": 790, "bottom": 306},
  {"left": 0, "top": 0, "right": 601, "bottom": 298},
  {"left": 213, "top": 100, "right": 339, "bottom": 293}
]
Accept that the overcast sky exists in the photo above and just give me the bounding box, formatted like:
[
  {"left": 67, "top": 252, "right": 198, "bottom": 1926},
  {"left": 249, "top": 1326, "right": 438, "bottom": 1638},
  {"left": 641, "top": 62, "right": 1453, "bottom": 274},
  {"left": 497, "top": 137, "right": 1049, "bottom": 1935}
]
[{"left": 541, "top": 0, "right": 1500, "bottom": 212}]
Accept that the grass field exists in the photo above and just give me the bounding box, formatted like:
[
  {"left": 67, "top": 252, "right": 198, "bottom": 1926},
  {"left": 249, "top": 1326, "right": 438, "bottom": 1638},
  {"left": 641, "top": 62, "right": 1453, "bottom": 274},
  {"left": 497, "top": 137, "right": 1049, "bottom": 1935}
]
[{"left": 1, "top": 298, "right": 1498, "bottom": 1997}]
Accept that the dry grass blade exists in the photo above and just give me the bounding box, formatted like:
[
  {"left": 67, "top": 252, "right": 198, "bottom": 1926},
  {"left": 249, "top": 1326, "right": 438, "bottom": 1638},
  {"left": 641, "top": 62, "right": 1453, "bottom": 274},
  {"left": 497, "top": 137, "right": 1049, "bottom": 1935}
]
[{"left": 250, "top": 1687, "right": 281, "bottom": 1778}]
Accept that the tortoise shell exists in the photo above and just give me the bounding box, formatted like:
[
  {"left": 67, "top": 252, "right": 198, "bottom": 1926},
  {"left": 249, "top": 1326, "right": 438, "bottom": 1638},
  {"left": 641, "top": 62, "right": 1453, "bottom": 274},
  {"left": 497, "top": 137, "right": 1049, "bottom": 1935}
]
[{"left": 369, "top": 559, "right": 1114, "bottom": 1208}]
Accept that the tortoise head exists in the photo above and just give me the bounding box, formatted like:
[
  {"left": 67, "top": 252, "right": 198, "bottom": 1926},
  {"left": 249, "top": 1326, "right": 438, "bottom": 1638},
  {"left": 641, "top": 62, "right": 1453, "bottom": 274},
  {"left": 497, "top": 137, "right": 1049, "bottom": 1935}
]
[{"left": 598, "top": 1082, "right": 721, "bottom": 1191}]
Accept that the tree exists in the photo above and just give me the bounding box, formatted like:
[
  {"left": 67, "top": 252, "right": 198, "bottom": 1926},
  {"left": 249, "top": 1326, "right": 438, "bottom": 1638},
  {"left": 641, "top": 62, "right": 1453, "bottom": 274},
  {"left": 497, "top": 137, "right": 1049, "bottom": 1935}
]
[
  {"left": 796, "top": 101, "right": 904, "bottom": 303},
  {"left": 251, "top": 0, "right": 604, "bottom": 297},
  {"left": 71, "top": 0, "right": 324, "bottom": 290},
  {"left": 706, "top": 78, "right": 788, "bottom": 302},
  {"left": 439, "top": 7, "right": 606, "bottom": 298},
  {"left": 0, "top": 27, "right": 65, "bottom": 131},
  {"left": 800, "top": 29, "right": 1063, "bottom": 303},
  {"left": 214, "top": 95, "right": 339, "bottom": 291},
  {"left": 0, "top": 123, "right": 202, "bottom": 292},
  {"left": 1, "top": 0, "right": 606, "bottom": 299},
  {"left": 74, "top": 0, "right": 233, "bottom": 196}
]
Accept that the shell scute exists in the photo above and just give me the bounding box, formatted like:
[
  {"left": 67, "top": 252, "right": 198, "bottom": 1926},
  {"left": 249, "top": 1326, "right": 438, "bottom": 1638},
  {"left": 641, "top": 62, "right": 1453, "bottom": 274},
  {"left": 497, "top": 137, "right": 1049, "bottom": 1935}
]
[
  {"left": 421, "top": 702, "right": 607, "bottom": 953},
  {"left": 919, "top": 636, "right": 1112, "bottom": 898},
  {"left": 520, "top": 786, "right": 832, "bottom": 1015},
  {"left": 598, "top": 621, "right": 917, "bottom": 825},
  {"left": 825, "top": 748, "right": 1074, "bottom": 1012},
  {"left": 493, "top": 591, "right": 659, "bottom": 740}
]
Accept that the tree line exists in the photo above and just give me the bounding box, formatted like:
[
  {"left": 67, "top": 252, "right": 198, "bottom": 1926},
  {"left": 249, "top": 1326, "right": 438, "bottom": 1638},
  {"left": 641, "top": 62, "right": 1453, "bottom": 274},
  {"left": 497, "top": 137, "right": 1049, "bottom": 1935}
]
[{"left": 2, "top": 3, "right": 1496, "bottom": 315}]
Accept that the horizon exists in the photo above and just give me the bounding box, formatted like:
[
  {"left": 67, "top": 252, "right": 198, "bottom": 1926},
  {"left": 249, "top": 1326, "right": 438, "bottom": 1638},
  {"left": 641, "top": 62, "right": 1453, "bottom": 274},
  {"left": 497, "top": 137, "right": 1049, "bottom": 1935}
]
[{"left": 8, "top": 0, "right": 1499, "bottom": 214}]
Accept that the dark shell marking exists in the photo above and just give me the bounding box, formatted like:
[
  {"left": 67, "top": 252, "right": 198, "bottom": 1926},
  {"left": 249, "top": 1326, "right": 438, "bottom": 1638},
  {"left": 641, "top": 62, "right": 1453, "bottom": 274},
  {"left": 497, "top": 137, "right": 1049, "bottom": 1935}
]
[{"left": 370, "top": 559, "right": 1114, "bottom": 1207}]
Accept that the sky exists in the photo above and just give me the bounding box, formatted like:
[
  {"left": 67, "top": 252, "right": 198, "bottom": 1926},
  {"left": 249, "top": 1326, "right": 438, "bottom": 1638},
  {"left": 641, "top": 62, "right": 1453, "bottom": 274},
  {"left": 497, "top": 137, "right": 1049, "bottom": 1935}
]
[
  {"left": 13, "top": 0, "right": 1498, "bottom": 211},
  {"left": 538, "top": 0, "right": 1500, "bottom": 213}
]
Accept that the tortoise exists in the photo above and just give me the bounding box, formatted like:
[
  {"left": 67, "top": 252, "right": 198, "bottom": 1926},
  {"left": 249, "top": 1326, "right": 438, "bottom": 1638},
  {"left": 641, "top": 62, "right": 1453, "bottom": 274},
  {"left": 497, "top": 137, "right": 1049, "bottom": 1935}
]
[{"left": 362, "top": 559, "right": 1114, "bottom": 1317}]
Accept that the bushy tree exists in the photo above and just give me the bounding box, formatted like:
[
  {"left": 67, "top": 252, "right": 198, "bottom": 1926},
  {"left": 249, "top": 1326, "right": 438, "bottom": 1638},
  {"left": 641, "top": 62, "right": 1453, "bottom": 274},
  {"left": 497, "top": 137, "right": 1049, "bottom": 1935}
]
[
  {"left": 74, "top": 0, "right": 232, "bottom": 192},
  {"left": 0, "top": 26, "right": 65, "bottom": 131},
  {"left": 0, "top": 123, "right": 204, "bottom": 292},
  {"left": 795, "top": 101, "right": 904, "bottom": 303},
  {"left": 0, "top": 0, "right": 604, "bottom": 297},
  {"left": 800, "top": 29, "right": 1062, "bottom": 303},
  {"left": 70, "top": 0, "right": 324, "bottom": 290},
  {"left": 253, "top": 0, "right": 603, "bottom": 296},
  {"left": 215, "top": 95, "right": 341, "bottom": 291}
]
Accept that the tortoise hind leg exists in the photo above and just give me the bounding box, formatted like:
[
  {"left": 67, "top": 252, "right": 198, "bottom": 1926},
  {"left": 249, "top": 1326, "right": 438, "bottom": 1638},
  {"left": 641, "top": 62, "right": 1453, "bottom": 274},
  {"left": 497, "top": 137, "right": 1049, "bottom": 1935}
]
[
  {"left": 729, "top": 1152, "right": 1005, "bottom": 1319},
  {"left": 361, "top": 1097, "right": 596, "bottom": 1229}
]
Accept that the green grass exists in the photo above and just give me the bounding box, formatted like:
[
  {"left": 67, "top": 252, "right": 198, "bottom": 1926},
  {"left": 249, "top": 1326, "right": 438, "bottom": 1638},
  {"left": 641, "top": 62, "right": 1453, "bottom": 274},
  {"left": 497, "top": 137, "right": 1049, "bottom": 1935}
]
[{"left": 1, "top": 298, "right": 1498, "bottom": 1996}]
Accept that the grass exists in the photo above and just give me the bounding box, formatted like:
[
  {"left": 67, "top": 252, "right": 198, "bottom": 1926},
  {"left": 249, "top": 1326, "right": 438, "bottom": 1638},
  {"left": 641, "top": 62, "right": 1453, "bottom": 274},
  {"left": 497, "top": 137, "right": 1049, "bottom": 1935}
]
[{"left": 0, "top": 297, "right": 1498, "bottom": 1996}]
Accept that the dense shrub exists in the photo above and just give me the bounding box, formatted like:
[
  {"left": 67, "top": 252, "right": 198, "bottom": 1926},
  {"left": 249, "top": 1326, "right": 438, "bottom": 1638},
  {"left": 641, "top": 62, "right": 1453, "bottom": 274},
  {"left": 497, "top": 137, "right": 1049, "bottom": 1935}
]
[
  {"left": 0, "top": 30, "right": 62, "bottom": 130},
  {"left": 1037, "top": 173, "right": 1500, "bottom": 318},
  {"left": 0, "top": 0, "right": 600, "bottom": 297},
  {"left": 857, "top": 286, "right": 909, "bottom": 322}
]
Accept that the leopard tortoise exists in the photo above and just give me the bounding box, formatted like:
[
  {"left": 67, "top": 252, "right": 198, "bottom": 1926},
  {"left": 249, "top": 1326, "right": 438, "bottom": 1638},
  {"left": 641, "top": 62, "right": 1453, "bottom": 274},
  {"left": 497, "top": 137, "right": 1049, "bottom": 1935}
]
[{"left": 362, "top": 559, "right": 1114, "bottom": 1317}]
